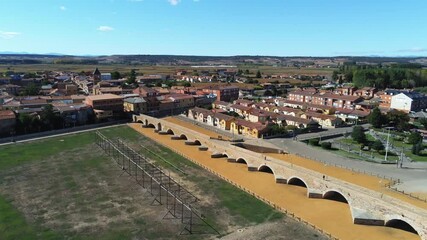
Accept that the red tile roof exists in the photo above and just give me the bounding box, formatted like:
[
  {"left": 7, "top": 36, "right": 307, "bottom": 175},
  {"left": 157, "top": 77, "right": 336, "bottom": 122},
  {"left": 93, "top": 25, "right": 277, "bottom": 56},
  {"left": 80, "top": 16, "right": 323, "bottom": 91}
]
[
  {"left": 0, "top": 110, "right": 16, "bottom": 120},
  {"left": 235, "top": 119, "right": 268, "bottom": 131}
]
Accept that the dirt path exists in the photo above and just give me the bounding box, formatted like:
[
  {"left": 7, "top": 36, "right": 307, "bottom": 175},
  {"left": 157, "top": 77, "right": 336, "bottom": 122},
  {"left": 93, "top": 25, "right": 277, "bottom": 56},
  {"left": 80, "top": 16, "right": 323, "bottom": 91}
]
[{"left": 129, "top": 123, "right": 420, "bottom": 240}]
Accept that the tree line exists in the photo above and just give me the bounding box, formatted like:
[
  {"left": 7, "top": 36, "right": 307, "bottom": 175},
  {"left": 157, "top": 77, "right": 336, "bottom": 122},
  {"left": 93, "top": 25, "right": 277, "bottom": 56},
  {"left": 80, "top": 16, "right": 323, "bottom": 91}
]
[{"left": 334, "top": 63, "right": 427, "bottom": 89}]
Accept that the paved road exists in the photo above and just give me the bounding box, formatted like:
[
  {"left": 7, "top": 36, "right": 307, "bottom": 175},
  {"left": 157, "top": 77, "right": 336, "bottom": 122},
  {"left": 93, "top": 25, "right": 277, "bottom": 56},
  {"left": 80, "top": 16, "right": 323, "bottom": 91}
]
[
  {"left": 295, "top": 124, "right": 370, "bottom": 141},
  {"left": 0, "top": 124, "right": 126, "bottom": 147}
]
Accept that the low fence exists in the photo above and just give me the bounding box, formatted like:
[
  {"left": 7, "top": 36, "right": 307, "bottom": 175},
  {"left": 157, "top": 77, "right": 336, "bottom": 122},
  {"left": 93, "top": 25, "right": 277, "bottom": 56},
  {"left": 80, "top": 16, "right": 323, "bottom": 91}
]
[{"left": 95, "top": 131, "right": 218, "bottom": 235}]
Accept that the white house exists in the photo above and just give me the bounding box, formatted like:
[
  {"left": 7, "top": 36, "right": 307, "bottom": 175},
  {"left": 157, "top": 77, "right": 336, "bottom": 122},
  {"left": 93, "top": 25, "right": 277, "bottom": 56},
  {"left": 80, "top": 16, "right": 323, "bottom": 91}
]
[{"left": 390, "top": 92, "right": 427, "bottom": 113}]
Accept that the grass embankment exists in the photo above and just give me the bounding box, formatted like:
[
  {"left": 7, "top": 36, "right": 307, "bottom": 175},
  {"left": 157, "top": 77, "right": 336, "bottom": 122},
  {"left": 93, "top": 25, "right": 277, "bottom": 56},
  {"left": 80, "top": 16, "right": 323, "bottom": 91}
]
[
  {"left": 388, "top": 138, "right": 427, "bottom": 162},
  {"left": 0, "top": 126, "right": 285, "bottom": 239},
  {"left": 333, "top": 134, "right": 399, "bottom": 162}
]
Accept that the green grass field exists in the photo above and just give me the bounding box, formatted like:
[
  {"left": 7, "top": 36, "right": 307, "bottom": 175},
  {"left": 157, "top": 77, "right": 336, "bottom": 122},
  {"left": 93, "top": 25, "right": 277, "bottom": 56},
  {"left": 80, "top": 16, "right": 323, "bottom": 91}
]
[
  {"left": 386, "top": 138, "right": 427, "bottom": 162},
  {"left": 0, "top": 126, "right": 301, "bottom": 240},
  {"left": 334, "top": 135, "right": 399, "bottom": 162}
]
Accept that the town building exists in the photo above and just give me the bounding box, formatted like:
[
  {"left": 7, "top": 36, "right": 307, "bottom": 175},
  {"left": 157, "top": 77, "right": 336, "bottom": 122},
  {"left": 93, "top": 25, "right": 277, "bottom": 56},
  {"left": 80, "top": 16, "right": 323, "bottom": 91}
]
[
  {"left": 230, "top": 119, "right": 269, "bottom": 138},
  {"left": 390, "top": 92, "right": 427, "bottom": 113},
  {"left": 85, "top": 94, "right": 123, "bottom": 118},
  {"left": 93, "top": 68, "right": 101, "bottom": 85},
  {"left": 0, "top": 110, "right": 16, "bottom": 136},
  {"left": 301, "top": 111, "right": 343, "bottom": 128},
  {"left": 335, "top": 108, "right": 370, "bottom": 124},
  {"left": 202, "top": 86, "right": 239, "bottom": 102},
  {"left": 123, "top": 97, "right": 147, "bottom": 114},
  {"left": 288, "top": 89, "right": 363, "bottom": 109}
]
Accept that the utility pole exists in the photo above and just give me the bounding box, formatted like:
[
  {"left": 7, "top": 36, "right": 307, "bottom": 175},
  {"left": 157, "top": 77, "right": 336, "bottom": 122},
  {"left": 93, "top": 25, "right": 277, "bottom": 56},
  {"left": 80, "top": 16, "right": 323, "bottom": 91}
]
[{"left": 384, "top": 128, "right": 391, "bottom": 161}]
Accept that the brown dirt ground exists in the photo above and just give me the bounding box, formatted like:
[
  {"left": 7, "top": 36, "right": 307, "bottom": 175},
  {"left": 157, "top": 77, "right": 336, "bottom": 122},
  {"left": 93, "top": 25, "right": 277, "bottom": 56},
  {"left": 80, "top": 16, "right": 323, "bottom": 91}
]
[{"left": 129, "top": 123, "right": 421, "bottom": 240}]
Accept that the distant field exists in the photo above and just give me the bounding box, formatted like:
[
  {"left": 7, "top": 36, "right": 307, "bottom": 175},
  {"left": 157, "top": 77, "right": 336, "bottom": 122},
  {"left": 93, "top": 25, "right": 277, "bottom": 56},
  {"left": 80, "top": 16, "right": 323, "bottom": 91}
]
[
  {"left": 0, "top": 126, "right": 325, "bottom": 240},
  {"left": 0, "top": 63, "right": 335, "bottom": 77}
]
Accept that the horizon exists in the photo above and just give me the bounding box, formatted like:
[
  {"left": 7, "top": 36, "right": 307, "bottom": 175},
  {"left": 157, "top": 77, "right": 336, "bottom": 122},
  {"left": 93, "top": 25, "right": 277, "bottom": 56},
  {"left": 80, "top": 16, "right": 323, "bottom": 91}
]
[
  {"left": 1, "top": 0, "right": 427, "bottom": 57},
  {"left": 1, "top": 52, "right": 427, "bottom": 59}
]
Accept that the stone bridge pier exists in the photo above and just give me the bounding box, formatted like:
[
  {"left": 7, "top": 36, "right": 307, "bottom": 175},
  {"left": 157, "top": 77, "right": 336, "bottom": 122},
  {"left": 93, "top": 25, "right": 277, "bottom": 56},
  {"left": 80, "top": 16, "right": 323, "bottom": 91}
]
[{"left": 134, "top": 114, "right": 427, "bottom": 239}]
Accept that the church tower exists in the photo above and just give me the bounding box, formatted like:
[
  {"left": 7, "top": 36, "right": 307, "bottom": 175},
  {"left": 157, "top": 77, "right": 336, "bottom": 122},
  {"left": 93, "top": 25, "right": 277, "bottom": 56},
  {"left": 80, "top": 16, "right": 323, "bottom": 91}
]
[{"left": 93, "top": 67, "right": 101, "bottom": 84}]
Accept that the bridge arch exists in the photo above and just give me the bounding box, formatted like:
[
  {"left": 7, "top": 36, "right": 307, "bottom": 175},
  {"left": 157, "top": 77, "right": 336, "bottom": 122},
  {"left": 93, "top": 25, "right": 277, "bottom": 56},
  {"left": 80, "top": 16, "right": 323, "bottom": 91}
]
[
  {"left": 145, "top": 119, "right": 149, "bottom": 126},
  {"left": 236, "top": 158, "right": 248, "bottom": 165},
  {"left": 179, "top": 134, "right": 188, "bottom": 140},
  {"left": 133, "top": 116, "right": 138, "bottom": 122},
  {"left": 136, "top": 120, "right": 143, "bottom": 124},
  {"left": 157, "top": 122, "right": 162, "bottom": 131},
  {"left": 385, "top": 219, "right": 419, "bottom": 235},
  {"left": 384, "top": 215, "right": 420, "bottom": 236},
  {"left": 194, "top": 140, "right": 202, "bottom": 146},
  {"left": 322, "top": 189, "right": 349, "bottom": 204},
  {"left": 147, "top": 123, "right": 155, "bottom": 128},
  {"left": 287, "top": 176, "right": 308, "bottom": 188},
  {"left": 166, "top": 129, "right": 174, "bottom": 135},
  {"left": 258, "top": 164, "right": 276, "bottom": 176}
]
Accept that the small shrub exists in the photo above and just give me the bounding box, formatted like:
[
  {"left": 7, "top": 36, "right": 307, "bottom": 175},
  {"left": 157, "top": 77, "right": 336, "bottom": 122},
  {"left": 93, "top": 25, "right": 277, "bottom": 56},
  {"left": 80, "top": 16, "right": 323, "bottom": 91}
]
[
  {"left": 308, "top": 138, "right": 319, "bottom": 146},
  {"left": 372, "top": 140, "right": 384, "bottom": 151},
  {"left": 321, "top": 142, "right": 332, "bottom": 149},
  {"left": 412, "top": 143, "right": 423, "bottom": 155},
  {"left": 393, "top": 136, "right": 404, "bottom": 142}
]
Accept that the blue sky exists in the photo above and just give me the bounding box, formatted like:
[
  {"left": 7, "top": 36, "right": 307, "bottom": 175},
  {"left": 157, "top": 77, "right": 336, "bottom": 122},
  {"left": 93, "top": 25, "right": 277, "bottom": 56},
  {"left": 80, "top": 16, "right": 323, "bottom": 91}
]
[{"left": 0, "top": 0, "right": 426, "bottom": 56}]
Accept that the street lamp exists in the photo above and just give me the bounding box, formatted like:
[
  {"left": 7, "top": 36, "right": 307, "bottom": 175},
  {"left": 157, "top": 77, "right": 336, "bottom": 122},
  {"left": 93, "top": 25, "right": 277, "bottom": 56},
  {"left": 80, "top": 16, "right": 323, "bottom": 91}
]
[{"left": 384, "top": 127, "right": 392, "bottom": 162}]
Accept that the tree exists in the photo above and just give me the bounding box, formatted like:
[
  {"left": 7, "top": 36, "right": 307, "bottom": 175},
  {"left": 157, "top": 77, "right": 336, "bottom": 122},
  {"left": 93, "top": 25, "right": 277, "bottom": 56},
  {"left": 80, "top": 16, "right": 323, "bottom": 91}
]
[
  {"left": 386, "top": 110, "right": 410, "bottom": 131},
  {"left": 40, "top": 104, "right": 61, "bottom": 130},
  {"left": 407, "top": 132, "right": 423, "bottom": 145},
  {"left": 285, "top": 125, "right": 298, "bottom": 131},
  {"left": 331, "top": 71, "right": 338, "bottom": 81},
  {"left": 256, "top": 70, "right": 262, "bottom": 78},
  {"left": 269, "top": 125, "right": 288, "bottom": 135},
  {"left": 372, "top": 140, "right": 384, "bottom": 151},
  {"left": 111, "top": 71, "right": 121, "bottom": 79},
  {"left": 419, "top": 118, "right": 427, "bottom": 130},
  {"left": 21, "top": 83, "right": 40, "bottom": 96},
  {"left": 351, "top": 126, "right": 366, "bottom": 144},
  {"left": 367, "top": 107, "right": 385, "bottom": 128},
  {"left": 18, "top": 113, "right": 33, "bottom": 134},
  {"left": 183, "top": 82, "right": 191, "bottom": 87},
  {"left": 126, "top": 69, "right": 137, "bottom": 85}
]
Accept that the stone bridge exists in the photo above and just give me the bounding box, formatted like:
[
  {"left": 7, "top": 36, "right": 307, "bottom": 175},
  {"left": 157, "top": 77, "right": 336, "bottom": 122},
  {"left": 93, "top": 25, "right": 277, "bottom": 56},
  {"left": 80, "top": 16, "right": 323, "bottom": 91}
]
[{"left": 134, "top": 114, "right": 427, "bottom": 239}]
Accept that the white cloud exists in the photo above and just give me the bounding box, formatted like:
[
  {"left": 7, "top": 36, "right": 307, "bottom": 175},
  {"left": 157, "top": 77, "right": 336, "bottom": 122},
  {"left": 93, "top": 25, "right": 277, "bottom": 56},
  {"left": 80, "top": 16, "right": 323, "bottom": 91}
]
[
  {"left": 60, "top": 6, "right": 66, "bottom": 11},
  {"left": 0, "top": 31, "right": 21, "bottom": 39},
  {"left": 168, "top": 0, "right": 180, "bottom": 5},
  {"left": 97, "top": 26, "right": 114, "bottom": 32}
]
